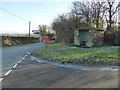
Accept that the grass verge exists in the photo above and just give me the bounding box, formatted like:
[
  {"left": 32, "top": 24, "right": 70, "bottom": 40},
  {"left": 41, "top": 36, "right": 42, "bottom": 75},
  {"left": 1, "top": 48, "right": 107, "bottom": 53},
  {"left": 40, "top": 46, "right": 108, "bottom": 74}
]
[
  {"left": 32, "top": 43, "right": 119, "bottom": 66},
  {"left": 2, "top": 36, "right": 39, "bottom": 47}
]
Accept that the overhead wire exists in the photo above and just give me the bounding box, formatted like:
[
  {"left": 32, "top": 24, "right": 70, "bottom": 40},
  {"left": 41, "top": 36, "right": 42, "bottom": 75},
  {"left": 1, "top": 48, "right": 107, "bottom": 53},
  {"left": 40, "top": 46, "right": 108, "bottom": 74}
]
[
  {"left": 0, "top": 7, "right": 29, "bottom": 21},
  {"left": 0, "top": 7, "right": 40, "bottom": 27}
]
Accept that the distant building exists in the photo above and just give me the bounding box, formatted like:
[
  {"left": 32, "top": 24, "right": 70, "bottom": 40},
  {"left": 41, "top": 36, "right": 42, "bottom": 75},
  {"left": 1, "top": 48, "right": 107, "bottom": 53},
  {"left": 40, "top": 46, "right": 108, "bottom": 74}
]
[{"left": 74, "top": 29, "right": 104, "bottom": 47}]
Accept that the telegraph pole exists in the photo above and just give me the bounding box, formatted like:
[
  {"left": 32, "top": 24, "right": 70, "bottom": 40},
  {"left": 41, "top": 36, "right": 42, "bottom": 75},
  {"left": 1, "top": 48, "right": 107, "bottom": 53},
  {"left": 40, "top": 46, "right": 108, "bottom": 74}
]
[
  {"left": 39, "top": 25, "right": 41, "bottom": 42},
  {"left": 29, "top": 21, "right": 31, "bottom": 38}
]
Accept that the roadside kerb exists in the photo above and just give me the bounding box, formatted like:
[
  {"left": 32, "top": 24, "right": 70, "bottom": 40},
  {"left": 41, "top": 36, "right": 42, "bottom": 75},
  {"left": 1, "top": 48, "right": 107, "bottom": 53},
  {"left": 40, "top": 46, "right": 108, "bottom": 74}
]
[{"left": 31, "top": 55, "right": 119, "bottom": 71}]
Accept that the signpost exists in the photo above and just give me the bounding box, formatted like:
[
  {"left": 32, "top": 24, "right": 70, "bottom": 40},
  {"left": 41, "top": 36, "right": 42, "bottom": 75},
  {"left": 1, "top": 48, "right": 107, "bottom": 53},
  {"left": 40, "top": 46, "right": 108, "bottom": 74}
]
[
  {"left": 32, "top": 30, "right": 41, "bottom": 42},
  {"left": 32, "top": 29, "right": 49, "bottom": 57},
  {"left": 32, "top": 30, "right": 40, "bottom": 34}
]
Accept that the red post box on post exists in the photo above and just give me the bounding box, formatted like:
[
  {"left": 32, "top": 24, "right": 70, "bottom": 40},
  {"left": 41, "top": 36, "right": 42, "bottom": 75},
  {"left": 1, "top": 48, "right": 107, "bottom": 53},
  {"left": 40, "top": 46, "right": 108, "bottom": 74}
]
[
  {"left": 43, "top": 36, "right": 49, "bottom": 56},
  {"left": 43, "top": 36, "right": 49, "bottom": 44}
]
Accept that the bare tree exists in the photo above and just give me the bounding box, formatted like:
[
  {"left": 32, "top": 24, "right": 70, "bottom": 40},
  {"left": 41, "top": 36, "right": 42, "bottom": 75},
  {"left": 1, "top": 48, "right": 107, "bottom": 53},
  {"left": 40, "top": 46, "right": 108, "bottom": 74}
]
[
  {"left": 105, "top": 0, "right": 120, "bottom": 30},
  {"left": 38, "top": 25, "right": 47, "bottom": 36},
  {"left": 52, "top": 14, "right": 74, "bottom": 43},
  {"left": 52, "top": 0, "right": 120, "bottom": 43},
  {"left": 91, "top": 2, "right": 106, "bottom": 29},
  {"left": 71, "top": 1, "right": 92, "bottom": 28}
]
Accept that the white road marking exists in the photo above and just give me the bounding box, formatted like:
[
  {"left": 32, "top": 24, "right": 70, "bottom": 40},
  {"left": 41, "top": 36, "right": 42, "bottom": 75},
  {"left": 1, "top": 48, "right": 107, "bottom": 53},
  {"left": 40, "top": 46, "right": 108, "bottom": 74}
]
[
  {"left": 22, "top": 57, "right": 25, "bottom": 60},
  {"left": 26, "top": 52, "right": 31, "bottom": 55},
  {"left": 1, "top": 53, "right": 30, "bottom": 81},
  {"left": 99, "top": 68, "right": 118, "bottom": 71},
  {"left": 12, "top": 64, "right": 18, "bottom": 68},
  {"left": 5, "top": 70, "right": 12, "bottom": 76},
  {"left": 0, "top": 78, "right": 3, "bottom": 82},
  {"left": 31, "top": 56, "right": 119, "bottom": 71},
  {"left": 18, "top": 60, "right": 22, "bottom": 64}
]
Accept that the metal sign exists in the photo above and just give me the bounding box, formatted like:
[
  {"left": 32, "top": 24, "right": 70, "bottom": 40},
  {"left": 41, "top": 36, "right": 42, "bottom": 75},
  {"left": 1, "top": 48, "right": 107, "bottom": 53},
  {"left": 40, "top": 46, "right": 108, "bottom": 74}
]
[
  {"left": 34, "top": 32, "right": 40, "bottom": 34},
  {"left": 32, "top": 30, "right": 40, "bottom": 34}
]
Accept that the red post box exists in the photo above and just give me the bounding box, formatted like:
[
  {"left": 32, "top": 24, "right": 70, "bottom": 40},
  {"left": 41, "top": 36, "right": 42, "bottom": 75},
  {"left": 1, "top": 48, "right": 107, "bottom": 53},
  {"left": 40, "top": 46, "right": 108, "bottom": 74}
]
[{"left": 43, "top": 36, "right": 49, "bottom": 44}]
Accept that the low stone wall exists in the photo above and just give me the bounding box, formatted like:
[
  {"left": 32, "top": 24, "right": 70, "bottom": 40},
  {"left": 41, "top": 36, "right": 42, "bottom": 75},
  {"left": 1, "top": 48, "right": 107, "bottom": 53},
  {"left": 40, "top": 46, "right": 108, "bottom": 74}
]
[{"left": 89, "top": 30, "right": 104, "bottom": 46}]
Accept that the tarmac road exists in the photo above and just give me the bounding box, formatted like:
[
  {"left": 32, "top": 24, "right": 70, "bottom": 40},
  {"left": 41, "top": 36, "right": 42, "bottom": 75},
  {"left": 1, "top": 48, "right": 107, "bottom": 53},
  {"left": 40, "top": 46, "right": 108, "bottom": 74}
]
[
  {"left": 1, "top": 42, "right": 43, "bottom": 76},
  {"left": 2, "top": 56, "right": 119, "bottom": 88}
]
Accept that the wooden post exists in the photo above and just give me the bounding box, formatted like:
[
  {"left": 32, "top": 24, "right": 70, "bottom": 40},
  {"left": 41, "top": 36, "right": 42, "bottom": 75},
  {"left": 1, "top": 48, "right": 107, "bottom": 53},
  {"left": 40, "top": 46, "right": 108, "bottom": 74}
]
[
  {"left": 29, "top": 21, "right": 31, "bottom": 43},
  {"left": 29, "top": 21, "right": 31, "bottom": 38},
  {"left": 46, "top": 44, "right": 47, "bottom": 56}
]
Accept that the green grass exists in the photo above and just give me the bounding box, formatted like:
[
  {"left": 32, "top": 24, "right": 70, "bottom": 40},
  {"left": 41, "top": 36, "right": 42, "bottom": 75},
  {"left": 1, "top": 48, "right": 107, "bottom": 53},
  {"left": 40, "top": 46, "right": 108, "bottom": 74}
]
[{"left": 32, "top": 43, "right": 119, "bottom": 65}]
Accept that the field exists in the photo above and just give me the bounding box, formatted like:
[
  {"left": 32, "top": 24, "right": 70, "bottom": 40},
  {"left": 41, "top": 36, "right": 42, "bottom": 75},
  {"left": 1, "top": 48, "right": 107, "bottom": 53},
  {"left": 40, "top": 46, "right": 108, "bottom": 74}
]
[{"left": 33, "top": 43, "right": 119, "bottom": 66}]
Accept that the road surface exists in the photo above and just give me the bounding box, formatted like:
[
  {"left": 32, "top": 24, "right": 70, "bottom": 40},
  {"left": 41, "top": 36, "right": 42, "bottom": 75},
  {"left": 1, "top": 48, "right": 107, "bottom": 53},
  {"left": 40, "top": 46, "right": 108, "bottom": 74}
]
[
  {"left": 2, "top": 55, "right": 119, "bottom": 88},
  {"left": 1, "top": 42, "right": 119, "bottom": 88},
  {"left": 1, "top": 42, "right": 43, "bottom": 76}
]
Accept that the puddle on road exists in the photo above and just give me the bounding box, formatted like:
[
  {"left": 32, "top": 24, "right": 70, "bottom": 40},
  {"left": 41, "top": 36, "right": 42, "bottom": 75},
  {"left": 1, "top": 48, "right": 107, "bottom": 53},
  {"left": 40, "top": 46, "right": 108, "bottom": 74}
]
[{"left": 31, "top": 56, "right": 118, "bottom": 70}]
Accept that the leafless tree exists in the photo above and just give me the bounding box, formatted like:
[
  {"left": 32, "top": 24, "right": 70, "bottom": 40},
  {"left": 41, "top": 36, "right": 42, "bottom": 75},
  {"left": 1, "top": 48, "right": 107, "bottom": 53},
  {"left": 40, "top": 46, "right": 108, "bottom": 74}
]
[
  {"left": 91, "top": 2, "right": 106, "bottom": 29},
  {"left": 105, "top": 0, "right": 120, "bottom": 30},
  {"left": 51, "top": 0, "right": 120, "bottom": 43},
  {"left": 38, "top": 25, "right": 47, "bottom": 36},
  {"left": 52, "top": 14, "right": 74, "bottom": 43},
  {"left": 71, "top": 1, "right": 93, "bottom": 28}
]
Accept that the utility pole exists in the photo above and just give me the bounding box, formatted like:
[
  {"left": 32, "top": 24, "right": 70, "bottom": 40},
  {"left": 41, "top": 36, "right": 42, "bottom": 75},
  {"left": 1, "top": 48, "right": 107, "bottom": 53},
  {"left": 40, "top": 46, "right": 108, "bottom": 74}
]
[
  {"left": 29, "top": 21, "right": 31, "bottom": 38},
  {"left": 39, "top": 25, "right": 41, "bottom": 42}
]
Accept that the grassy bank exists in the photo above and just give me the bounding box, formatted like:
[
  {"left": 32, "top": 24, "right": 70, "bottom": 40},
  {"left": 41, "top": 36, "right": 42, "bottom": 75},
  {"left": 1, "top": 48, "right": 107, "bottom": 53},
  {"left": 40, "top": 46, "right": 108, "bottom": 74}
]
[
  {"left": 1, "top": 36, "right": 39, "bottom": 47},
  {"left": 32, "top": 43, "right": 119, "bottom": 66}
]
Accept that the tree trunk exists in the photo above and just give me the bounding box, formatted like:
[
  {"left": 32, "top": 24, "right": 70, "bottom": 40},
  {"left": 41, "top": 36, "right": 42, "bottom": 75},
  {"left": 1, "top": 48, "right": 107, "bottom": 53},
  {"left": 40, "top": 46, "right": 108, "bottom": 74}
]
[{"left": 108, "top": 3, "right": 112, "bottom": 31}]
